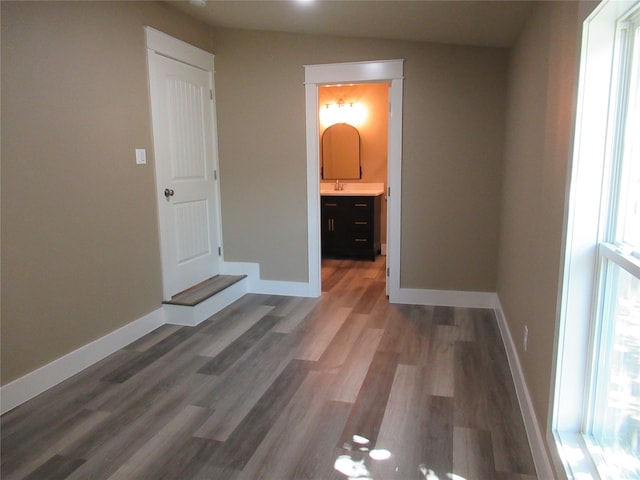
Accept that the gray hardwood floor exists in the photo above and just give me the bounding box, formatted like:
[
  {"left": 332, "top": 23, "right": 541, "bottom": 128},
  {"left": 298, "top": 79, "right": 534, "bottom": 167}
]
[{"left": 1, "top": 257, "right": 537, "bottom": 480}]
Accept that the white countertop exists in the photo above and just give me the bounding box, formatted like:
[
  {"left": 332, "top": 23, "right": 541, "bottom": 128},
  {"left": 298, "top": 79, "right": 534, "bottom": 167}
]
[{"left": 320, "top": 182, "right": 385, "bottom": 197}]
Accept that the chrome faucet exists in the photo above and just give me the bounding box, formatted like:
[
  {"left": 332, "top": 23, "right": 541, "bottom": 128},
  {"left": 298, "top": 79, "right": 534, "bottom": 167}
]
[{"left": 334, "top": 180, "right": 344, "bottom": 191}]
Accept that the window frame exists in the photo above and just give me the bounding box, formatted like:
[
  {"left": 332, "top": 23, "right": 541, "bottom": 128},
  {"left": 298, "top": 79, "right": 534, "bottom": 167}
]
[{"left": 553, "top": 1, "right": 640, "bottom": 478}]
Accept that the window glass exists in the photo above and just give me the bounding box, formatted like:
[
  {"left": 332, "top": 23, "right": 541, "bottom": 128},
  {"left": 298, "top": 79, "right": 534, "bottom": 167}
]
[
  {"left": 615, "top": 25, "right": 640, "bottom": 251},
  {"left": 590, "top": 263, "right": 640, "bottom": 478}
]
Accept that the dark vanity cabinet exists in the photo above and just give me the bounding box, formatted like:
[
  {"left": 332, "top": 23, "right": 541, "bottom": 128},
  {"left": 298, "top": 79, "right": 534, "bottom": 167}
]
[{"left": 321, "top": 194, "right": 381, "bottom": 261}]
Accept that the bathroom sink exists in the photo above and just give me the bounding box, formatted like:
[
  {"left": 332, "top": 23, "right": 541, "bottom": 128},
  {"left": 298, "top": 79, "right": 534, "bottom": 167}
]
[{"left": 320, "top": 182, "right": 385, "bottom": 196}]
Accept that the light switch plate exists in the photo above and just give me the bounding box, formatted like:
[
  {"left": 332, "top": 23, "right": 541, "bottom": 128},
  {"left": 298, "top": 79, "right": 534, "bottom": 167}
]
[{"left": 135, "top": 148, "right": 146, "bottom": 165}]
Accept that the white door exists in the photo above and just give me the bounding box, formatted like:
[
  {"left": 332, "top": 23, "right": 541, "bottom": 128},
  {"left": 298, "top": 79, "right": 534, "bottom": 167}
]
[{"left": 147, "top": 45, "right": 221, "bottom": 300}]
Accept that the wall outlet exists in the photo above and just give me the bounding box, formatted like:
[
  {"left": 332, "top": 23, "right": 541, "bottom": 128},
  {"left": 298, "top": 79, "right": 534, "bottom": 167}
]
[{"left": 523, "top": 325, "right": 529, "bottom": 352}]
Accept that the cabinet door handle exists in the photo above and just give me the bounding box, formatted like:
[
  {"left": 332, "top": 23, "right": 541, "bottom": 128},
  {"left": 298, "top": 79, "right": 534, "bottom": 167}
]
[
  {"left": 354, "top": 238, "right": 368, "bottom": 242},
  {"left": 354, "top": 203, "right": 368, "bottom": 207},
  {"left": 354, "top": 221, "right": 367, "bottom": 225},
  {"left": 325, "top": 203, "right": 338, "bottom": 207}
]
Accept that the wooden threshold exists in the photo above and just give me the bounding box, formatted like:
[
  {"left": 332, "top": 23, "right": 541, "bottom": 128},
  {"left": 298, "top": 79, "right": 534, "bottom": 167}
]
[{"left": 162, "top": 274, "right": 247, "bottom": 307}]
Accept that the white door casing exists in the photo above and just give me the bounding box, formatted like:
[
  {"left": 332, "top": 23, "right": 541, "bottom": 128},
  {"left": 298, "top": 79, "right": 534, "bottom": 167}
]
[
  {"left": 145, "top": 28, "right": 222, "bottom": 300},
  {"left": 304, "top": 60, "right": 404, "bottom": 299}
]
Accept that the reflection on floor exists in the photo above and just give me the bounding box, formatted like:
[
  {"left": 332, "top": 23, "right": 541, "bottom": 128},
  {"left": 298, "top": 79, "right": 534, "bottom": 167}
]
[{"left": 1, "top": 257, "right": 537, "bottom": 480}]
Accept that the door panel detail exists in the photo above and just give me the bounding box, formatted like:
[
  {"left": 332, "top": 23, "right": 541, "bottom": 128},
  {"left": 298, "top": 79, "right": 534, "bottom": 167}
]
[
  {"left": 167, "top": 77, "right": 207, "bottom": 180},
  {"left": 175, "top": 200, "right": 211, "bottom": 264}
]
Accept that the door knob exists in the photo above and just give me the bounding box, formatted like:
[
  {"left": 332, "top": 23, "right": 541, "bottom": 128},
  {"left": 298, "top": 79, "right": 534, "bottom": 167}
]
[{"left": 164, "top": 188, "right": 175, "bottom": 198}]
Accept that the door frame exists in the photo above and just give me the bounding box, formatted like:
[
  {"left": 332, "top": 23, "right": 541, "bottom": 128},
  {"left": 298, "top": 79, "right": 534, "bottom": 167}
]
[
  {"left": 304, "top": 60, "right": 404, "bottom": 299},
  {"left": 145, "top": 27, "right": 224, "bottom": 300}
]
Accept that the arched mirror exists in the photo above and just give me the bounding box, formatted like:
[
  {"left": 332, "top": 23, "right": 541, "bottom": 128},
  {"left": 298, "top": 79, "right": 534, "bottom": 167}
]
[{"left": 321, "top": 123, "right": 361, "bottom": 180}]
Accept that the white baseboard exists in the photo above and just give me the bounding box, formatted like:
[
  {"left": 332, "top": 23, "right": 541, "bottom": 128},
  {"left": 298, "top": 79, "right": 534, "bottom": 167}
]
[
  {"left": 164, "top": 278, "right": 248, "bottom": 326},
  {"left": 0, "top": 307, "right": 165, "bottom": 415},
  {"left": 392, "top": 287, "right": 499, "bottom": 309},
  {"left": 222, "top": 260, "right": 317, "bottom": 298},
  {"left": 494, "top": 298, "right": 554, "bottom": 479}
]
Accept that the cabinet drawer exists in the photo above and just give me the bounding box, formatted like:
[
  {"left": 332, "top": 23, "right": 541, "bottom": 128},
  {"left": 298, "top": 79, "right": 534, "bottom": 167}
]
[
  {"left": 351, "top": 220, "right": 371, "bottom": 238},
  {"left": 350, "top": 198, "right": 373, "bottom": 210},
  {"left": 350, "top": 236, "right": 371, "bottom": 247}
]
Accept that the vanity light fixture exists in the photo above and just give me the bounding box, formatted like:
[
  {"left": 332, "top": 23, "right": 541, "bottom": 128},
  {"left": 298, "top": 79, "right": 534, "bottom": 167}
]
[
  {"left": 325, "top": 97, "right": 352, "bottom": 111},
  {"left": 320, "top": 98, "right": 367, "bottom": 127}
]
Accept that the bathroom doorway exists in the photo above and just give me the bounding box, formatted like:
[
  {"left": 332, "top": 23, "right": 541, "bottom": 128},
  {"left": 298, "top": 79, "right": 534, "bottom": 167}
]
[
  {"left": 304, "top": 60, "right": 404, "bottom": 300},
  {"left": 318, "top": 83, "right": 389, "bottom": 285}
]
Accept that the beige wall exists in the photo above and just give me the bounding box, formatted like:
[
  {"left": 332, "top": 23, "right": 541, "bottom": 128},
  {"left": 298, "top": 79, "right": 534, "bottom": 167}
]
[
  {"left": 0, "top": 1, "right": 213, "bottom": 384},
  {"left": 2, "top": 2, "right": 509, "bottom": 385},
  {"left": 496, "top": 0, "right": 588, "bottom": 461},
  {"left": 212, "top": 27, "right": 507, "bottom": 289},
  {"left": 319, "top": 83, "right": 389, "bottom": 244}
]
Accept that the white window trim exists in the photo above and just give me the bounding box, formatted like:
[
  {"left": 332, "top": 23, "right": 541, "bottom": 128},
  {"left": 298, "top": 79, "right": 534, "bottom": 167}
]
[{"left": 553, "top": 1, "right": 640, "bottom": 478}]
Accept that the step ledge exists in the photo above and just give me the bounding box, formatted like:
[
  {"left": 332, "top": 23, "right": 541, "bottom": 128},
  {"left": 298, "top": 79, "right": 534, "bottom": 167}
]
[
  {"left": 163, "top": 278, "right": 248, "bottom": 327},
  {"left": 163, "top": 274, "right": 247, "bottom": 307}
]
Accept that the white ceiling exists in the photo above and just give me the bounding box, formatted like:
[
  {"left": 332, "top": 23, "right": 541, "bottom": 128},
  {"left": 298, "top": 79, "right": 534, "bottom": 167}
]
[{"left": 167, "top": 0, "right": 535, "bottom": 49}]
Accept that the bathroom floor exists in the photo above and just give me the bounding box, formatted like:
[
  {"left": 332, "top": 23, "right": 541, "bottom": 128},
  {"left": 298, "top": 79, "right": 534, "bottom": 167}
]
[{"left": 1, "top": 257, "right": 536, "bottom": 480}]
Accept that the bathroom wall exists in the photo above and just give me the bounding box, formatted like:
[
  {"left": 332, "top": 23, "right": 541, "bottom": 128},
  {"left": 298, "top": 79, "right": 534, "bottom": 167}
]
[{"left": 319, "top": 83, "right": 389, "bottom": 246}]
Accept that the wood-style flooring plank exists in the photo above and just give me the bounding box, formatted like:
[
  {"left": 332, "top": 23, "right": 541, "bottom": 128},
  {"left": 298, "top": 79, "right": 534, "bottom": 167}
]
[
  {"left": 99, "top": 326, "right": 201, "bottom": 384},
  {"left": 338, "top": 350, "right": 399, "bottom": 448},
  {"left": 294, "top": 305, "right": 352, "bottom": 361},
  {"left": 125, "top": 324, "right": 182, "bottom": 352},
  {"left": 0, "top": 349, "right": 131, "bottom": 440},
  {"left": 23, "top": 454, "right": 85, "bottom": 480},
  {"left": 475, "top": 310, "right": 537, "bottom": 476},
  {"left": 373, "top": 363, "right": 422, "bottom": 479},
  {"left": 316, "top": 312, "right": 368, "bottom": 370},
  {"left": 454, "top": 340, "right": 489, "bottom": 430},
  {"left": 433, "top": 305, "right": 455, "bottom": 325},
  {"left": 271, "top": 297, "right": 318, "bottom": 334},
  {"left": 203, "top": 359, "right": 313, "bottom": 470},
  {"left": 352, "top": 279, "right": 386, "bottom": 314},
  {"left": 86, "top": 334, "right": 211, "bottom": 414},
  {"left": 1, "top": 409, "right": 110, "bottom": 480},
  {"left": 235, "top": 370, "right": 335, "bottom": 480},
  {"left": 61, "top": 387, "right": 195, "bottom": 480},
  {"left": 198, "top": 304, "right": 274, "bottom": 358},
  {"left": 377, "top": 304, "right": 427, "bottom": 365},
  {"left": 197, "top": 313, "right": 281, "bottom": 375},
  {"left": 106, "top": 405, "right": 211, "bottom": 480},
  {"left": 260, "top": 294, "right": 305, "bottom": 317},
  {"left": 329, "top": 327, "right": 384, "bottom": 403},
  {"left": 422, "top": 325, "right": 456, "bottom": 397},
  {"left": 453, "top": 426, "right": 496, "bottom": 480},
  {"left": 150, "top": 436, "right": 239, "bottom": 480},
  {"left": 418, "top": 395, "right": 454, "bottom": 479},
  {"left": 289, "top": 400, "right": 352, "bottom": 480},
  {"left": 193, "top": 332, "right": 296, "bottom": 440}
]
